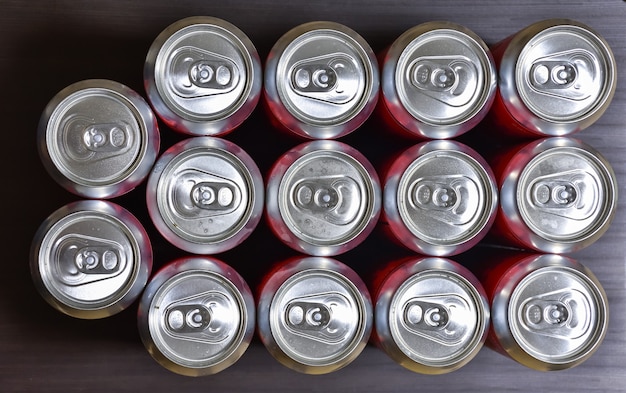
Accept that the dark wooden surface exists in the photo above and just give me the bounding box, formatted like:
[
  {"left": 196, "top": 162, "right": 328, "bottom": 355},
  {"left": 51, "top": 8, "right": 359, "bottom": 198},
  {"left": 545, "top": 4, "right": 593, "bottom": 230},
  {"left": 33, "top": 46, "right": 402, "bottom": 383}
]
[{"left": 2, "top": 1, "right": 625, "bottom": 391}]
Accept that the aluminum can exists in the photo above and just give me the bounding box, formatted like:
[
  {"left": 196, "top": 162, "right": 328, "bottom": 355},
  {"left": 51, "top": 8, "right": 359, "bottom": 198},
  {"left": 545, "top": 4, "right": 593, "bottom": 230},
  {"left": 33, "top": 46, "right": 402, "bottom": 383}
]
[
  {"left": 264, "top": 21, "right": 379, "bottom": 139},
  {"left": 30, "top": 200, "right": 152, "bottom": 319},
  {"left": 471, "top": 252, "right": 608, "bottom": 371},
  {"left": 257, "top": 256, "right": 372, "bottom": 374},
  {"left": 38, "top": 79, "right": 160, "bottom": 199},
  {"left": 488, "top": 19, "right": 616, "bottom": 137},
  {"left": 137, "top": 256, "right": 255, "bottom": 376},
  {"left": 266, "top": 140, "right": 381, "bottom": 256},
  {"left": 383, "top": 140, "right": 498, "bottom": 256},
  {"left": 379, "top": 21, "right": 496, "bottom": 139},
  {"left": 145, "top": 16, "right": 262, "bottom": 136},
  {"left": 146, "top": 137, "right": 264, "bottom": 254},
  {"left": 372, "top": 256, "right": 489, "bottom": 374},
  {"left": 490, "top": 137, "right": 617, "bottom": 253}
]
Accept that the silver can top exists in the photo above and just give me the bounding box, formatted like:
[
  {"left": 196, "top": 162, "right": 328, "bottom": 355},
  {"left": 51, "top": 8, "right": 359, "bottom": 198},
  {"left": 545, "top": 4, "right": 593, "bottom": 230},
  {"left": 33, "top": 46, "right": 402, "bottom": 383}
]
[
  {"left": 257, "top": 257, "right": 372, "bottom": 374},
  {"left": 137, "top": 257, "right": 255, "bottom": 376},
  {"left": 506, "top": 138, "right": 617, "bottom": 253},
  {"left": 376, "top": 257, "right": 489, "bottom": 374},
  {"left": 265, "top": 21, "right": 379, "bottom": 139},
  {"left": 146, "top": 137, "right": 263, "bottom": 254},
  {"left": 499, "top": 19, "right": 616, "bottom": 135},
  {"left": 38, "top": 79, "right": 160, "bottom": 199},
  {"left": 145, "top": 16, "right": 262, "bottom": 136},
  {"left": 385, "top": 140, "right": 498, "bottom": 256},
  {"left": 382, "top": 22, "right": 496, "bottom": 139},
  {"left": 266, "top": 141, "right": 381, "bottom": 256},
  {"left": 30, "top": 200, "right": 152, "bottom": 319}
]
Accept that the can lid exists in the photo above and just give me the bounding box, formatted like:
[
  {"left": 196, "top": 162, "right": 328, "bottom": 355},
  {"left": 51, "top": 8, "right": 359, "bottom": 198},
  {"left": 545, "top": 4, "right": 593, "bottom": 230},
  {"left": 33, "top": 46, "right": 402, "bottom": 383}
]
[
  {"left": 31, "top": 201, "right": 151, "bottom": 319},
  {"left": 391, "top": 141, "right": 497, "bottom": 256},
  {"left": 39, "top": 80, "right": 159, "bottom": 199},
  {"left": 384, "top": 22, "right": 496, "bottom": 138},
  {"left": 266, "top": 21, "right": 379, "bottom": 139},
  {"left": 146, "top": 16, "right": 261, "bottom": 136},
  {"left": 147, "top": 137, "right": 263, "bottom": 254},
  {"left": 508, "top": 265, "right": 607, "bottom": 366}
]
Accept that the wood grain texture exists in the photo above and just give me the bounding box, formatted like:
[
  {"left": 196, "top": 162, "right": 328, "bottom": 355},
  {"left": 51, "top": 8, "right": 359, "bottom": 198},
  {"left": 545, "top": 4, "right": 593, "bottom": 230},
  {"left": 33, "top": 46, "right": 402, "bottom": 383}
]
[{"left": 1, "top": 1, "right": 625, "bottom": 391}]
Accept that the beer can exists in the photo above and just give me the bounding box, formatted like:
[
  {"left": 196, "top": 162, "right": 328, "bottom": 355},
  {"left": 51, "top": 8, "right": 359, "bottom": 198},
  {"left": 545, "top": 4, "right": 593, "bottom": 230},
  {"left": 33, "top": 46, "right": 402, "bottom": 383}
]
[
  {"left": 266, "top": 140, "right": 381, "bottom": 256},
  {"left": 264, "top": 21, "right": 379, "bottom": 139},
  {"left": 257, "top": 256, "right": 372, "bottom": 374},
  {"left": 137, "top": 256, "right": 255, "bottom": 376},
  {"left": 30, "top": 200, "right": 152, "bottom": 319},
  {"left": 37, "top": 79, "right": 160, "bottom": 199},
  {"left": 146, "top": 137, "right": 264, "bottom": 254},
  {"left": 491, "top": 137, "right": 617, "bottom": 253},
  {"left": 145, "top": 16, "right": 262, "bottom": 136},
  {"left": 379, "top": 21, "right": 496, "bottom": 139},
  {"left": 383, "top": 140, "right": 498, "bottom": 256},
  {"left": 373, "top": 256, "right": 489, "bottom": 374},
  {"left": 471, "top": 252, "right": 608, "bottom": 371},
  {"left": 488, "top": 19, "right": 616, "bottom": 137}
]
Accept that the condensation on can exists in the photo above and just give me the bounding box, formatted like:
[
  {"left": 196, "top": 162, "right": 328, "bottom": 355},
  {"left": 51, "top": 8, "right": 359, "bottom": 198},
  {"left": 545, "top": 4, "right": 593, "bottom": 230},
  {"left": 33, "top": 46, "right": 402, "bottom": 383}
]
[
  {"left": 145, "top": 16, "right": 262, "bottom": 136},
  {"left": 373, "top": 256, "right": 489, "bottom": 374},
  {"left": 137, "top": 256, "right": 255, "bottom": 376},
  {"left": 257, "top": 256, "right": 372, "bottom": 374},
  {"left": 30, "top": 200, "right": 152, "bottom": 319},
  {"left": 379, "top": 21, "right": 497, "bottom": 139},
  {"left": 266, "top": 140, "right": 381, "bottom": 256},
  {"left": 264, "top": 21, "right": 379, "bottom": 139},
  {"left": 488, "top": 19, "right": 616, "bottom": 137},
  {"left": 37, "top": 79, "right": 160, "bottom": 199},
  {"left": 383, "top": 140, "right": 498, "bottom": 256},
  {"left": 146, "top": 137, "right": 264, "bottom": 255}
]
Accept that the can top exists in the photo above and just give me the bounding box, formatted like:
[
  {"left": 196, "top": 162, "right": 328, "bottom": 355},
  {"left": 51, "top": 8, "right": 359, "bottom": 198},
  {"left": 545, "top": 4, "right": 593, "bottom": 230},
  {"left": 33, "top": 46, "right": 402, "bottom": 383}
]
[
  {"left": 508, "top": 263, "right": 607, "bottom": 368},
  {"left": 145, "top": 16, "right": 261, "bottom": 136},
  {"left": 514, "top": 139, "right": 617, "bottom": 252},
  {"left": 501, "top": 19, "right": 616, "bottom": 134},
  {"left": 387, "top": 141, "right": 497, "bottom": 256},
  {"left": 39, "top": 79, "right": 159, "bottom": 199},
  {"left": 147, "top": 137, "right": 263, "bottom": 255},
  {"left": 265, "top": 21, "right": 379, "bottom": 139},
  {"left": 383, "top": 22, "right": 496, "bottom": 139},
  {"left": 139, "top": 257, "right": 254, "bottom": 376},
  {"left": 31, "top": 201, "right": 151, "bottom": 319}
]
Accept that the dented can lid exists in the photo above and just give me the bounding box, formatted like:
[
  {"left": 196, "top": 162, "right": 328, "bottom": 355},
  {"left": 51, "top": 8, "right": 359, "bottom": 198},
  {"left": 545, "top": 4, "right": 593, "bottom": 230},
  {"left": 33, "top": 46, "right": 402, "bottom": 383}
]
[
  {"left": 38, "top": 79, "right": 160, "bottom": 199},
  {"left": 146, "top": 137, "right": 264, "bottom": 254},
  {"left": 257, "top": 257, "right": 372, "bottom": 374},
  {"left": 264, "top": 21, "right": 379, "bottom": 139},
  {"left": 499, "top": 19, "right": 616, "bottom": 135},
  {"left": 30, "top": 200, "right": 152, "bottom": 319},
  {"left": 382, "top": 21, "right": 496, "bottom": 139},
  {"left": 384, "top": 140, "right": 498, "bottom": 256},
  {"left": 375, "top": 257, "right": 489, "bottom": 374},
  {"left": 145, "top": 16, "right": 262, "bottom": 136},
  {"left": 266, "top": 141, "right": 381, "bottom": 256},
  {"left": 137, "top": 256, "right": 255, "bottom": 376}
]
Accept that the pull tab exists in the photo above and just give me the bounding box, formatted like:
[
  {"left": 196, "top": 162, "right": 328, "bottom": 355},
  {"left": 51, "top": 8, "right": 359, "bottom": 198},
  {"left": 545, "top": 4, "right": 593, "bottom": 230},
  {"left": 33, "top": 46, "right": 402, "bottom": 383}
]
[
  {"left": 163, "top": 291, "right": 234, "bottom": 343},
  {"left": 408, "top": 175, "right": 480, "bottom": 225},
  {"left": 529, "top": 49, "right": 598, "bottom": 101},
  {"left": 63, "top": 115, "right": 132, "bottom": 162},
  {"left": 408, "top": 56, "right": 478, "bottom": 107},
  {"left": 291, "top": 175, "right": 361, "bottom": 226},
  {"left": 283, "top": 292, "right": 352, "bottom": 344},
  {"left": 54, "top": 234, "right": 127, "bottom": 286},
  {"left": 528, "top": 170, "right": 599, "bottom": 220},
  {"left": 169, "top": 46, "right": 240, "bottom": 98},
  {"left": 288, "top": 53, "right": 360, "bottom": 104},
  {"left": 401, "top": 294, "right": 472, "bottom": 346},
  {"left": 520, "top": 289, "right": 592, "bottom": 340},
  {"left": 172, "top": 169, "right": 242, "bottom": 219}
]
